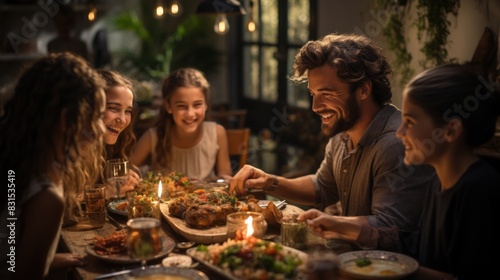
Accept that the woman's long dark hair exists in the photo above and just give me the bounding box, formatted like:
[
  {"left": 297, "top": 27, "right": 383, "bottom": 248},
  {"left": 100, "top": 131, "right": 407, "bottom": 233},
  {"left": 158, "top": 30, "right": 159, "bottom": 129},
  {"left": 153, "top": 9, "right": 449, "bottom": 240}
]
[
  {"left": 406, "top": 64, "right": 500, "bottom": 148},
  {"left": 96, "top": 69, "right": 137, "bottom": 160}
]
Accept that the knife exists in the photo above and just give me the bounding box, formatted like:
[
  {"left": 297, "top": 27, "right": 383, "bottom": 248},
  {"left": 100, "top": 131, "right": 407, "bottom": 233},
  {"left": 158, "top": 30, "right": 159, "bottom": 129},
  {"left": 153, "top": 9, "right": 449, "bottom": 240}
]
[{"left": 94, "top": 264, "right": 161, "bottom": 279}]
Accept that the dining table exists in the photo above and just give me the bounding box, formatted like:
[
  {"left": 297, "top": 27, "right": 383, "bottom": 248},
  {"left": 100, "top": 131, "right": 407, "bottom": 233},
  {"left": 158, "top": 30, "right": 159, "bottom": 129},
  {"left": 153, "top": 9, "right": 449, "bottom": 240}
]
[{"left": 60, "top": 200, "right": 431, "bottom": 280}]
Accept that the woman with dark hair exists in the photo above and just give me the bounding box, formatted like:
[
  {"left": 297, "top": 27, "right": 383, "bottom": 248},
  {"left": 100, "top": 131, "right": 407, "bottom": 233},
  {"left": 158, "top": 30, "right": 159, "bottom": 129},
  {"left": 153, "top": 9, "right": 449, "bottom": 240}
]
[
  {"left": 97, "top": 69, "right": 140, "bottom": 199},
  {"left": 0, "top": 52, "right": 106, "bottom": 279},
  {"left": 299, "top": 64, "right": 500, "bottom": 279}
]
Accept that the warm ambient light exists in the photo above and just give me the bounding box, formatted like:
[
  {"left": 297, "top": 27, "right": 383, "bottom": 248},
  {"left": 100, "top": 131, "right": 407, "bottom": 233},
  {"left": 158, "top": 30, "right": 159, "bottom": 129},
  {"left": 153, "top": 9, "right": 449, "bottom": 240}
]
[
  {"left": 247, "top": 20, "right": 256, "bottom": 32},
  {"left": 155, "top": 5, "right": 164, "bottom": 17},
  {"left": 168, "top": 0, "right": 182, "bottom": 16},
  {"left": 214, "top": 14, "right": 229, "bottom": 35},
  {"left": 244, "top": 215, "right": 254, "bottom": 238},
  {"left": 158, "top": 180, "right": 162, "bottom": 200},
  {"left": 88, "top": 7, "right": 96, "bottom": 21}
]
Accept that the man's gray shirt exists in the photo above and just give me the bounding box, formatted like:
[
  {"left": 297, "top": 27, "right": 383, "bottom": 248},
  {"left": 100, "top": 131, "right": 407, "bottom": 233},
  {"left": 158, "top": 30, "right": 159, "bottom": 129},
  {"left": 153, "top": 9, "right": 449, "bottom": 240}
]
[{"left": 312, "top": 104, "right": 437, "bottom": 231}]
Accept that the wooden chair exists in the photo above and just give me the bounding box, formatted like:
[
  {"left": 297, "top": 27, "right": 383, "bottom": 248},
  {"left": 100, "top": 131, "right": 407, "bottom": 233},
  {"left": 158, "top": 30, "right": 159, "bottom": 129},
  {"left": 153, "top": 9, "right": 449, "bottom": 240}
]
[
  {"left": 226, "top": 128, "right": 251, "bottom": 172},
  {"left": 211, "top": 109, "right": 248, "bottom": 129}
]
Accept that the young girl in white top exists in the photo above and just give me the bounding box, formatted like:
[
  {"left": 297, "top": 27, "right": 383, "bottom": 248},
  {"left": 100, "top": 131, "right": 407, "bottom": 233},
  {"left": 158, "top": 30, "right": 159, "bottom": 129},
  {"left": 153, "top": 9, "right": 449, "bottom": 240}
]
[{"left": 131, "top": 68, "right": 232, "bottom": 181}]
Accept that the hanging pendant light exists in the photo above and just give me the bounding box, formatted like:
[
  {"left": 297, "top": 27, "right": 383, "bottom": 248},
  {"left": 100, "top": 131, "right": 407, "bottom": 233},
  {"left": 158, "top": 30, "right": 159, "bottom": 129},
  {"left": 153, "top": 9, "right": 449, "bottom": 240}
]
[
  {"left": 155, "top": 0, "right": 165, "bottom": 17},
  {"left": 168, "top": 0, "right": 183, "bottom": 16},
  {"left": 196, "top": 0, "right": 246, "bottom": 35},
  {"left": 246, "top": 0, "right": 256, "bottom": 32}
]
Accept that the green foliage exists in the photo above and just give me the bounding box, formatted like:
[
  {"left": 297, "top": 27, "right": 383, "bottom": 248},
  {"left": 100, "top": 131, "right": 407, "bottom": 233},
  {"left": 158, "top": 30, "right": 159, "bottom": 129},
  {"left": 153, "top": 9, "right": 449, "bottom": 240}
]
[
  {"left": 375, "top": 0, "right": 460, "bottom": 85},
  {"left": 110, "top": 2, "right": 222, "bottom": 81},
  {"left": 414, "top": 0, "right": 460, "bottom": 68}
]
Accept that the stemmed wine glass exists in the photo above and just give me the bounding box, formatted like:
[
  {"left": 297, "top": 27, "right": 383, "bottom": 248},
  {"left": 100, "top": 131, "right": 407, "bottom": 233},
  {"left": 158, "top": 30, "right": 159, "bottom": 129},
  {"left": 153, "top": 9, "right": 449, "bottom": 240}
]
[
  {"left": 126, "top": 218, "right": 163, "bottom": 269},
  {"left": 105, "top": 158, "right": 130, "bottom": 199}
]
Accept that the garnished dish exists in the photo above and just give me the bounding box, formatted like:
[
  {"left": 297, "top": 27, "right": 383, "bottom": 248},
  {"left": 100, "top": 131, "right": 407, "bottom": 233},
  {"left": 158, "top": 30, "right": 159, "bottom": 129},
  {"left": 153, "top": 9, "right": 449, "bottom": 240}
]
[
  {"left": 86, "top": 231, "right": 175, "bottom": 264},
  {"left": 168, "top": 189, "right": 246, "bottom": 228},
  {"left": 138, "top": 171, "right": 192, "bottom": 200},
  {"left": 187, "top": 235, "right": 306, "bottom": 280},
  {"left": 128, "top": 194, "right": 160, "bottom": 219},
  {"left": 337, "top": 250, "right": 419, "bottom": 279},
  {"left": 108, "top": 199, "right": 128, "bottom": 216}
]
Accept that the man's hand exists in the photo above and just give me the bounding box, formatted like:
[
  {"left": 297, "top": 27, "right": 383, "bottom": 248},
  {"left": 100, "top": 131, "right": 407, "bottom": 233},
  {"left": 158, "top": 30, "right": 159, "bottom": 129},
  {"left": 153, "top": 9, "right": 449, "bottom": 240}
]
[{"left": 229, "top": 165, "right": 277, "bottom": 196}]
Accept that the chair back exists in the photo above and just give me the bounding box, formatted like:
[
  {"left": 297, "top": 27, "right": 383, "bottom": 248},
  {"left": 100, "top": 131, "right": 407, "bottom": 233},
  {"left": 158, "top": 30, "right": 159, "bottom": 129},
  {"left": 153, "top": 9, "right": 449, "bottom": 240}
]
[
  {"left": 226, "top": 128, "right": 250, "bottom": 172},
  {"left": 211, "top": 109, "right": 248, "bottom": 128}
]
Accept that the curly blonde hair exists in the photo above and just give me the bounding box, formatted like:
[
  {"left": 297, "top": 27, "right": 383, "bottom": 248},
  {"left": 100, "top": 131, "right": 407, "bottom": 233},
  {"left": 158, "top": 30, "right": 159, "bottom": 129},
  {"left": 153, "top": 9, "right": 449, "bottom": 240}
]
[{"left": 0, "top": 52, "right": 106, "bottom": 220}]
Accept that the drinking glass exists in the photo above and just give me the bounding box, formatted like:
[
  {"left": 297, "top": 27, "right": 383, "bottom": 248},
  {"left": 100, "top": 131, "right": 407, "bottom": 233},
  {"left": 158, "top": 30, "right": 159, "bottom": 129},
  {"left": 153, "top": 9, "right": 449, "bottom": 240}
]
[
  {"left": 105, "top": 158, "right": 130, "bottom": 199},
  {"left": 126, "top": 218, "right": 162, "bottom": 269}
]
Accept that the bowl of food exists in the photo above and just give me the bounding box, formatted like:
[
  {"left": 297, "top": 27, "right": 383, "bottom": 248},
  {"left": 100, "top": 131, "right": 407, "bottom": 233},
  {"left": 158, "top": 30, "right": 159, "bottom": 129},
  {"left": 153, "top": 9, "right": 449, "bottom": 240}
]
[{"left": 337, "top": 250, "right": 418, "bottom": 279}]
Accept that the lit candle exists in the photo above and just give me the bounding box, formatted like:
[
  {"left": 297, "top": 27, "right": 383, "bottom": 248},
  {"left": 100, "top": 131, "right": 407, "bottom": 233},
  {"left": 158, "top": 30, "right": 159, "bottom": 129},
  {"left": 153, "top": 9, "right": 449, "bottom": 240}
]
[
  {"left": 158, "top": 180, "right": 162, "bottom": 201},
  {"left": 244, "top": 216, "right": 254, "bottom": 238}
]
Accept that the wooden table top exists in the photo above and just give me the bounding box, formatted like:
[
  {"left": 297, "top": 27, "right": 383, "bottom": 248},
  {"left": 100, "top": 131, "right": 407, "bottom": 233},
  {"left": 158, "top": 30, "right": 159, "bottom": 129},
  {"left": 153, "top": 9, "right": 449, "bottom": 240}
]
[{"left": 60, "top": 203, "right": 429, "bottom": 280}]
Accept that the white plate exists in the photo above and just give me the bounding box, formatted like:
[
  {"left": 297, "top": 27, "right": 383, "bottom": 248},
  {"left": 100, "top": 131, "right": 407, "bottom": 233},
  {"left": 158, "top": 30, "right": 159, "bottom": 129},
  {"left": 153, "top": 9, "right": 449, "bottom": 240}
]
[
  {"left": 337, "top": 250, "right": 419, "bottom": 279},
  {"left": 116, "top": 266, "right": 209, "bottom": 280},
  {"left": 107, "top": 199, "right": 128, "bottom": 216},
  {"left": 86, "top": 236, "right": 175, "bottom": 264}
]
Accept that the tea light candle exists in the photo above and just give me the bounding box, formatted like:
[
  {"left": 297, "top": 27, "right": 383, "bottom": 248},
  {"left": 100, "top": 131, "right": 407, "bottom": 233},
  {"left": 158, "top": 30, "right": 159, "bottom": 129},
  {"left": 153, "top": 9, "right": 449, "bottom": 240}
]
[
  {"left": 158, "top": 180, "right": 163, "bottom": 202},
  {"left": 226, "top": 211, "right": 267, "bottom": 240}
]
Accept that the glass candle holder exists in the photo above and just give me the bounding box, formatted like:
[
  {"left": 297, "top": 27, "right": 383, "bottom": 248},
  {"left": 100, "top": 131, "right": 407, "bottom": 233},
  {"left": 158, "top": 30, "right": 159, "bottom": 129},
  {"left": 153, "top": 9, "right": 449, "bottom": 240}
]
[{"left": 226, "top": 211, "right": 267, "bottom": 239}]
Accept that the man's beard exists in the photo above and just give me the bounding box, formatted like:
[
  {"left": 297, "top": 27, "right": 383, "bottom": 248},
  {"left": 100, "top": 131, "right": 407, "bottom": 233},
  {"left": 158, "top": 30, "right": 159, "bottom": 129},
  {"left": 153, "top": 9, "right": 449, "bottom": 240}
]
[{"left": 322, "top": 92, "right": 361, "bottom": 138}]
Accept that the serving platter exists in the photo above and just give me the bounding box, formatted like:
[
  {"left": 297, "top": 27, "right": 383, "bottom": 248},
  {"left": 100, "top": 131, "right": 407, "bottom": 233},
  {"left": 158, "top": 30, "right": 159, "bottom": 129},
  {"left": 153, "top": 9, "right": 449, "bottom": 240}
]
[
  {"left": 337, "top": 250, "right": 419, "bottom": 279},
  {"left": 86, "top": 236, "right": 175, "bottom": 264},
  {"left": 160, "top": 202, "right": 304, "bottom": 244}
]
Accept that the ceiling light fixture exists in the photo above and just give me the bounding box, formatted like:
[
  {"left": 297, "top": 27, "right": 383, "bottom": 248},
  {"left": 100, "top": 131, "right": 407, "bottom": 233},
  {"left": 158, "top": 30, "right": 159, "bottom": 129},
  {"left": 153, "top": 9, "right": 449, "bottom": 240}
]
[
  {"left": 168, "top": 0, "right": 182, "bottom": 16},
  {"left": 246, "top": 0, "right": 256, "bottom": 32},
  {"left": 155, "top": 0, "right": 165, "bottom": 17},
  {"left": 196, "top": 0, "right": 246, "bottom": 35}
]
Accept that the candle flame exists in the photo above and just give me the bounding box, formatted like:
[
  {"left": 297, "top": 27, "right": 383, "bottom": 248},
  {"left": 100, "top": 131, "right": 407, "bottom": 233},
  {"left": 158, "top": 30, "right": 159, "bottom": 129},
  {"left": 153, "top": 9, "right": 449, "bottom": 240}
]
[
  {"left": 158, "top": 180, "right": 162, "bottom": 199},
  {"left": 244, "top": 216, "right": 253, "bottom": 238}
]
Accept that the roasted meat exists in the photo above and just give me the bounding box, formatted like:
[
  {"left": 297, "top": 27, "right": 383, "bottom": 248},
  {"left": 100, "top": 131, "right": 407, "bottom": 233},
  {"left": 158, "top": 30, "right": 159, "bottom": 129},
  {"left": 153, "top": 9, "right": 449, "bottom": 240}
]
[{"left": 184, "top": 204, "right": 219, "bottom": 228}]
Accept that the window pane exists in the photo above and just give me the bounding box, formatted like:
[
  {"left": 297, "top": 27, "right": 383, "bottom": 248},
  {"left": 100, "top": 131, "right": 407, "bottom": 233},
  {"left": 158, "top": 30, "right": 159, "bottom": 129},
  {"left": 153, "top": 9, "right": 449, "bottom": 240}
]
[
  {"left": 261, "top": 0, "right": 278, "bottom": 43},
  {"left": 287, "top": 0, "right": 309, "bottom": 44},
  {"left": 287, "top": 49, "right": 309, "bottom": 108},
  {"left": 261, "top": 47, "right": 278, "bottom": 102},
  {"left": 243, "top": 45, "right": 260, "bottom": 99}
]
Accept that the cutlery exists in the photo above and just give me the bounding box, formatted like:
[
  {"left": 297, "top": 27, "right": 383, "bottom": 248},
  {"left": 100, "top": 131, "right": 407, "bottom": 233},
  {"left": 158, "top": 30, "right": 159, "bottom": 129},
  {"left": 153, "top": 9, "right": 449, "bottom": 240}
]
[
  {"left": 94, "top": 265, "right": 161, "bottom": 279},
  {"left": 106, "top": 213, "right": 127, "bottom": 230}
]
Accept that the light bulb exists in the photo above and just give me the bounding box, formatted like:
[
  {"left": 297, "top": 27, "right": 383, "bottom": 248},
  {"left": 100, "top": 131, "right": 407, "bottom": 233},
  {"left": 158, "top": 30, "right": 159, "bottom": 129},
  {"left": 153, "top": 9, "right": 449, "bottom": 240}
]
[
  {"left": 88, "top": 8, "right": 96, "bottom": 21},
  {"left": 247, "top": 20, "right": 256, "bottom": 32},
  {"left": 214, "top": 14, "right": 229, "bottom": 35},
  {"left": 155, "top": 5, "right": 164, "bottom": 17},
  {"left": 168, "top": 0, "right": 182, "bottom": 16}
]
